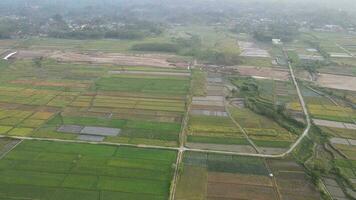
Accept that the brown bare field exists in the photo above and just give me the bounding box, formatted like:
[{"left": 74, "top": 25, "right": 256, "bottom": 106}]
[
  {"left": 276, "top": 173, "right": 321, "bottom": 199},
  {"left": 208, "top": 172, "right": 273, "bottom": 187},
  {"left": 267, "top": 159, "right": 304, "bottom": 172},
  {"left": 268, "top": 159, "right": 322, "bottom": 200},
  {"left": 207, "top": 182, "right": 277, "bottom": 200},
  {"left": 316, "top": 73, "right": 356, "bottom": 91},
  {"left": 50, "top": 51, "right": 176, "bottom": 67},
  {"left": 191, "top": 105, "right": 226, "bottom": 112},
  {"left": 13, "top": 50, "right": 52, "bottom": 59},
  {"left": 231, "top": 66, "right": 290, "bottom": 81},
  {"left": 13, "top": 49, "right": 184, "bottom": 68}
]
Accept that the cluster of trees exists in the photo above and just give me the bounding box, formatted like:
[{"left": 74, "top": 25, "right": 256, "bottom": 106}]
[
  {"left": 132, "top": 35, "right": 241, "bottom": 65},
  {"left": 45, "top": 14, "right": 163, "bottom": 40},
  {"left": 253, "top": 22, "right": 300, "bottom": 43},
  {"left": 245, "top": 97, "right": 305, "bottom": 135},
  {"left": 0, "top": 18, "right": 20, "bottom": 39},
  {"left": 48, "top": 29, "right": 148, "bottom": 40},
  {"left": 305, "top": 40, "right": 330, "bottom": 60},
  {"left": 287, "top": 49, "right": 328, "bottom": 76}
]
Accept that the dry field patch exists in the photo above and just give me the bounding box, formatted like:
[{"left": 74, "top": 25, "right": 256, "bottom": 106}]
[
  {"left": 233, "top": 66, "right": 290, "bottom": 81},
  {"left": 208, "top": 172, "right": 273, "bottom": 187},
  {"left": 316, "top": 73, "right": 356, "bottom": 91},
  {"left": 207, "top": 182, "right": 277, "bottom": 200}
]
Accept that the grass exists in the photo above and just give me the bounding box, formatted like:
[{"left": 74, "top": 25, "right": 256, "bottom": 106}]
[
  {"left": 0, "top": 140, "right": 177, "bottom": 200},
  {"left": 95, "top": 76, "right": 189, "bottom": 95},
  {"left": 169, "top": 25, "right": 240, "bottom": 54},
  {"left": 7, "top": 128, "right": 34, "bottom": 136},
  {"left": 191, "top": 69, "right": 206, "bottom": 96},
  {"left": 182, "top": 151, "right": 269, "bottom": 175},
  {"left": 188, "top": 115, "right": 243, "bottom": 137},
  {"left": 0, "top": 126, "right": 12, "bottom": 134},
  {"left": 175, "top": 166, "right": 207, "bottom": 200},
  {"left": 187, "top": 135, "right": 249, "bottom": 145},
  {"left": 240, "top": 57, "right": 273, "bottom": 67}
]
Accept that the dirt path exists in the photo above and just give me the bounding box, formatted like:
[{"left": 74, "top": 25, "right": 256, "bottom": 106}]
[
  {"left": 169, "top": 149, "right": 184, "bottom": 200},
  {"left": 335, "top": 43, "right": 354, "bottom": 57},
  {"left": 225, "top": 99, "right": 260, "bottom": 153},
  {"left": 0, "top": 139, "right": 23, "bottom": 160}
]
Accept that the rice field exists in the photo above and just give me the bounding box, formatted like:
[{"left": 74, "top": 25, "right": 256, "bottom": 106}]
[
  {"left": 175, "top": 152, "right": 321, "bottom": 200},
  {"left": 0, "top": 140, "right": 177, "bottom": 200},
  {"left": 0, "top": 59, "right": 191, "bottom": 146},
  {"left": 230, "top": 107, "right": 296, "bottom": 148},
  {"left": 287, "top": 87, "right": 356, "bottom": 123}
]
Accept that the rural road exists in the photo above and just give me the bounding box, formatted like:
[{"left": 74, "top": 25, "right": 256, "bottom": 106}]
[{"left": 279, "top": 60, "right": 311, "bottom": 156}]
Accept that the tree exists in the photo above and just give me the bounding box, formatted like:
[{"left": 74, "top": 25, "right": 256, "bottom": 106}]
[{"left": 33, "top": 57, "right": 44, "bottom": 68}]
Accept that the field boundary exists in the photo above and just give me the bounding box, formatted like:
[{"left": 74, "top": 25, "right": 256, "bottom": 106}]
[
  {"left": 0, "top": 139, "right": 23, "bottom": 160},
  {"left": 224, "top": 99, "right": 260, "bottom": 153}
]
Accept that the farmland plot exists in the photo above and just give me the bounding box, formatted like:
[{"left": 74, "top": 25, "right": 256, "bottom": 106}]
[
  {"left": 230, "top": 107, "right": 296, "bottom": 153},
  {"left": 287, "top": 87, "right": 356, "bottom": 123},
  {"left": 0, "top": 138, "right": 20, "bottom": 157},
  {"left": 267, "top": 159, "right": 322, "bottom": 200},
  {"left": 187, "top": 73, "right": 253, "bottom": 152},
  {"left": 176, "top": 152, "right": 321, "bottom": 200},
  {"left": 0, "top": 140, "right": 177, "bottom": 200},
  {"left": 0, "top": 59, "right": 190, "bottom": 147}
]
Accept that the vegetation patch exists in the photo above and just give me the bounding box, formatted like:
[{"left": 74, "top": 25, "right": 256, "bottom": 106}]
[{"left": 0, "top": 140, "right": 177, "bottom": 200}]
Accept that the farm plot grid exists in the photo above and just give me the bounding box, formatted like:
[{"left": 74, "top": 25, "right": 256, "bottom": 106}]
[
  {"left": 0, "top": 140, "right": 177, "bottom": 200},
  {"left": 230, "top": 106, "right": 297, "bottom": 153},
  {"left": 321, "top": 125, "right": 356, "bottom": 190},
  {"left": 187, "top": 72, "right": 253, "bottom": 152},
  {"left": 229, "top": 76, "right": 300, "bottom": 153},
  {"left": 175, "top": 152, "right": 321, "bottom": 200},
  {"left": 0, "top": 59, "right": 190, "bottom": 147},
  {"left": 288, "top": 87, "right": 356, "bottom": 123}
]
